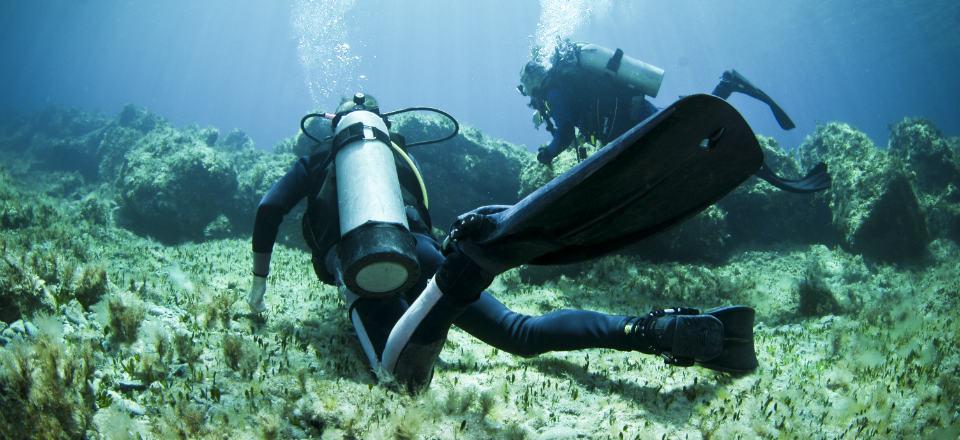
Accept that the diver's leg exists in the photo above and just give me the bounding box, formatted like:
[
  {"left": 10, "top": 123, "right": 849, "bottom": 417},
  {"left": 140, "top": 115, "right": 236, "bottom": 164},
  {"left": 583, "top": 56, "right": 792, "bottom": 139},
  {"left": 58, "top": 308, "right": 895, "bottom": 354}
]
[
  {"left": 711, "top": 69, "right": 795, "bottom": 130},
  {"left": 326, "top": 246, "right": 410, "bottom": 373},
  {"left": 381, "top": 239, "right": 493, "bottom": 392},
  {"left": 454, "top": 292, "right": 635, "bottom": 356},
  {"left": 453, "top": 292, "right": 738, "bottom": 369},
  {"left": 339, "top": 287, "right": 408, "bottom": 370}
]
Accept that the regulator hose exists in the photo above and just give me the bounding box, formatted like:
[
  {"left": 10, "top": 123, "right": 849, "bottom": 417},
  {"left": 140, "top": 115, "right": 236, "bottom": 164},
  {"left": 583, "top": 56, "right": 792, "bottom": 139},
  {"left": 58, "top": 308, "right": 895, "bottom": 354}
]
[{"left": 381, "top": 107, "right": 459, "bottom": 147}]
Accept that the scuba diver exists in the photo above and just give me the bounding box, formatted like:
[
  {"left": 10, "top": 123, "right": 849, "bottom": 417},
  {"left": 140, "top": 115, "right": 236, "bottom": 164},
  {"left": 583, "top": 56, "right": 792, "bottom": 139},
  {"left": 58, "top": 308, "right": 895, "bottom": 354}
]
[
  {"left": 520, "top": 40, "right": 830, "bottom": 193},
  {"left": 248, "top": 92, "right": 760, "bottom": 392}
]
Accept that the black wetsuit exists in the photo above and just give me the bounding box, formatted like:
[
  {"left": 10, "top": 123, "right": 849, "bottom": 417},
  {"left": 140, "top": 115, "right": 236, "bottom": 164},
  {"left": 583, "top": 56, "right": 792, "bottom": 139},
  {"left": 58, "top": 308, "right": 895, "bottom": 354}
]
[{"left": 253, "top": 148, "right": 641, "bottom": 357}]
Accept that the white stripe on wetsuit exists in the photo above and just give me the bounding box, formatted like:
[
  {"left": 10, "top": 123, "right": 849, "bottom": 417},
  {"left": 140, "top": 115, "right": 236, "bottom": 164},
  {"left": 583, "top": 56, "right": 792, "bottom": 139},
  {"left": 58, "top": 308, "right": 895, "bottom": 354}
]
[
  {"left": 381, "top": 277, "right": 444, "bottom": 374},
  {"left": 340, "top": 287, "right": 380, "bottom": 370}
]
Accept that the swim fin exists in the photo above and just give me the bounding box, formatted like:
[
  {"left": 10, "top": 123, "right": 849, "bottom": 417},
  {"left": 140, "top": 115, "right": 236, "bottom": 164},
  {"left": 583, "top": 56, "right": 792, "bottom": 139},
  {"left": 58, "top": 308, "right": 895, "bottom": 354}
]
[
  {"left": 455, "top": 94, "right": 764, "bottom": 273},
  {"left": 629, "top": 306, "right": 758, "bottom": 373},
  {"left": 755, "top": 161, "right": 831, "bottom": 193},
  {"left": 712, "top": 70, "right": 796, "bottom": 131},
  {"left": 698, "top": 305, "right": 758, "bottom": 373}
]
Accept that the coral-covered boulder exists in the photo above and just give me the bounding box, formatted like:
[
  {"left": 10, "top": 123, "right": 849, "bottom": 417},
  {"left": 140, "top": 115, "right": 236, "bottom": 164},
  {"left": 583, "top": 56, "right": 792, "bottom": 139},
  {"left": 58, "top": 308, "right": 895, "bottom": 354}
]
[
  {"left": 797, "top": 123, "right": 928, "bottom": 262},
  {"left": 116, "top": 126, "right": 237, "bottom": 243},
  {"left": 629, "top": 205, "right": 732, "bottom": 263},
  {"left": 94, "top": 106, "right": 172, "bottom": 181}
]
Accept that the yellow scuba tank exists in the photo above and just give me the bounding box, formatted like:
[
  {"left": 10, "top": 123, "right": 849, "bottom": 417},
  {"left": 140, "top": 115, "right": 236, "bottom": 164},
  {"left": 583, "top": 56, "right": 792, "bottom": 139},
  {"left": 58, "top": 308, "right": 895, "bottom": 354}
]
[{"left": 576, "top": 43, "right": 664, "bottom": 98}]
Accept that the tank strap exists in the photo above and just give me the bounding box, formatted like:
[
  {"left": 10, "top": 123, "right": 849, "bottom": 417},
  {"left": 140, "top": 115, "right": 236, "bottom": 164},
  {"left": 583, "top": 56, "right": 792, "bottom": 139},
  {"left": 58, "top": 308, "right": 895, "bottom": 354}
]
[
  {"left": 606, "top": 48, "right": 624, "bottom": 73},
  {"left": 332, "top": 121, "right": 392, "bottom": 151}
]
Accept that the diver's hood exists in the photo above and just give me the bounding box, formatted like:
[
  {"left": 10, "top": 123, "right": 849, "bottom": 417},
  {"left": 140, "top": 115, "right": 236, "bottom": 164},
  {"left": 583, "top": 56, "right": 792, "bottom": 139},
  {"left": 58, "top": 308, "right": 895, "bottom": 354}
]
[{"left": 518, "top": 62, "right": 547, "bottom": 97}]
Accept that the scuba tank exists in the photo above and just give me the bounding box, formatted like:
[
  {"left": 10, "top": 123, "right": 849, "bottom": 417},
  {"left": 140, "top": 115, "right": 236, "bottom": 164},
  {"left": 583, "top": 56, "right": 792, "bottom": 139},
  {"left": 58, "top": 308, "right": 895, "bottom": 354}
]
[
  {"left": 333, "top": 93, "right": 419, "bottom": 297},
  {"left": 576, "top": 43, "right": 664, "bottom": 98},
  {"left": 300, "top": 93, "right": 460, "bottom": 297}
]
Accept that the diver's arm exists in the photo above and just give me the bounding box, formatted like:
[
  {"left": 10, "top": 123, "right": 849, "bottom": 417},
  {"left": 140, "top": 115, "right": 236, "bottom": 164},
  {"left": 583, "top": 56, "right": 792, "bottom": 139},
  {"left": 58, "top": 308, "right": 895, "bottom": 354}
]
[
  {"left": 248, "top": 157, "right": 313, "bottom": 312},
  {"left": 252, "top": 157, "right": 313, "bottom": 269},
  {"left": 543, "top": 88, "right": 576, "bottom": 158}
]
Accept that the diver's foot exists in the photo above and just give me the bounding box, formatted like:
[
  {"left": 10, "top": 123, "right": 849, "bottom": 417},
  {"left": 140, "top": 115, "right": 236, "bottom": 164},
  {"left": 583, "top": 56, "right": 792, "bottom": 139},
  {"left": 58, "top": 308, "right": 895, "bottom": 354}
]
[
  {"left": 712, "top": 70, "right": 796, "bottom": 130},
  {"left": 537, "top": 147, "right": 554, "bottom": 165},
  {"left": 627, "top": 308, "right": 724, "bottom": 367}
]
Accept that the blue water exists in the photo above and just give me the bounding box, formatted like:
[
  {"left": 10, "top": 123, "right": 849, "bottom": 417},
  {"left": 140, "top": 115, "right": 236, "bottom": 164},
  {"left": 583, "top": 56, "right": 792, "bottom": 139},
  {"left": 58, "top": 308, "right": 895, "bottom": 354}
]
[{"left": 1, "top": 0, "right": 957, "bottom": 151}]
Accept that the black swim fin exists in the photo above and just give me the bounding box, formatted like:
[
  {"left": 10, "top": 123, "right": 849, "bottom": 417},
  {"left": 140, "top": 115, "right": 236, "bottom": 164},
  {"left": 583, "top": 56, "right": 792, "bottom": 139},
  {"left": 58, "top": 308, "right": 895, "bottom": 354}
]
[
  {"left": 698, "top": 306, "right": 758, "bottom": 374},
  {"left": 756, "top": 161, "right": 831, "bottom": 193},
  {"left": 630, "top": 306, "right": 758, "bottom": 373},
  {"left": 455, "top": 94, "right": 764, "bottom": 273},
  {"left": 713, "top": 70, "right": 796, "bottom": 131}
]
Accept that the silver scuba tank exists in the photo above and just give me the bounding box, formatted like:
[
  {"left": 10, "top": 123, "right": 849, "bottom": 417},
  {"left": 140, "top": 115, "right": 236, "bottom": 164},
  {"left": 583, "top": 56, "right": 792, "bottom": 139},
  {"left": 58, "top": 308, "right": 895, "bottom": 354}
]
[
  {"left": 333, "top": 95, "right": 419, "bottom": 297},
  {"left": 576, "top": 43, "right": 665, "bottom": 98}
]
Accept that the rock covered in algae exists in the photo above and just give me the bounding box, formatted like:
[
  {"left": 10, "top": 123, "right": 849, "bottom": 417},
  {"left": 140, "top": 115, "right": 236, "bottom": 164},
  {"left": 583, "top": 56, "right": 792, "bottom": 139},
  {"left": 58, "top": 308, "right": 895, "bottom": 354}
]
[
  {"left": 718, "top": 136, "right": 836, "bottom": 247},
  {"left": 227, "top": 148, "right": 299, "bottom": 240},
  {"left": 889, "top": 118, "right": 960, "bottom": 243},
  {"left": 391, "top": 112, "right": 534, "bottom": 230},
  {"left": 21, "top": 108, "right": 111, "bottom": 179},
  {"left": 798, "top": 122, "right": 928, "bottom": 262},
  {"left": 888, "top": 117, "right": 960, "bottom": 193},
  {"left": 115, "top": 125, "right": 238, "bottom": 243}
]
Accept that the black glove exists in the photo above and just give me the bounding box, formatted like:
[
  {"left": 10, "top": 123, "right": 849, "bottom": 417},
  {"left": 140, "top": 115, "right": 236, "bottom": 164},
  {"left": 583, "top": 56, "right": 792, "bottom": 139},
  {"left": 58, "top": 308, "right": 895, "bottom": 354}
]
[{"left": 436, "top": 205, "right": 512, "bottom": 302}]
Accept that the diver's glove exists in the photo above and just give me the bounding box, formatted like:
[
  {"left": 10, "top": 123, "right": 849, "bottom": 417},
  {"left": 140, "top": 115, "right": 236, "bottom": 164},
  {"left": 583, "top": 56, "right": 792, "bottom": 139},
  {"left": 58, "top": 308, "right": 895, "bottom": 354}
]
[
  {"left": 247, "top": 275, "right": 267, "bottom": 314},
  {"left": 439, "top": 205, "right": 511, "bottom": 300},
  {"left": 248, "top": 251, "right": 271, "bottom": 314},
  {"left": 441, "top": 205, "right": 511, "bottom": 256}
]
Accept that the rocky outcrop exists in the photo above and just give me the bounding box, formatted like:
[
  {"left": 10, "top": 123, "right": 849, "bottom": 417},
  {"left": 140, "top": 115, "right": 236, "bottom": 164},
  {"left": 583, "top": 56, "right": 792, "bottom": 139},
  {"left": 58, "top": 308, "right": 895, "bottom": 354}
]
[
  {"left": 888, "top": 118, "right": 960, "bottom": 243},
  {"left": 115, "top": 125, "right": 238, "bottom": 242},
  {"left": 391, "top": 113, "right": 534, "bottom": 230},
  {"left": 719, "top": 136, "right": 835, "bottom": 248},
  {"left": 798, "top": 123, "right": 928, "bottom": 262},
  {"left": 3, "top": 105, "right": 955, "bottom": 262}
]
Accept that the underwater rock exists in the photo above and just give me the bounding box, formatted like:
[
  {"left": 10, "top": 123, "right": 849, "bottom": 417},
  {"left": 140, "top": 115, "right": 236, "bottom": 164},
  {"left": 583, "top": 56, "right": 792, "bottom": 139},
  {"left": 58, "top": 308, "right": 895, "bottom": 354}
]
[
  {"left": 888, "top": 118, "right": 960, "bottom": 243},
  {"left": 228, "top": 149, "right": 299, "bottom": 238},
  {"left": 630, "top": 205, "right": 732, "bottom": 263},
  {"left": 392, "top": 113, "right": 533, "bottom": 230},
  {"left": 285, "top": 114, "right": 334, "bottom": 157},
  {"left": 888, "top": 118, "right": 960, "bottom": 194},
  {"left": 202, "top": 214, "right": 234, "bottom": 240},
  {"left": 797, "top": 123, "right": 928, "bottom": 262},
  {"left": 116, "top": 126, "right": 238, "bottom": 243},
  {"left": 797, "top": 277, "right": 842, "bottom": 317},
  {"left": 220, "top": 129, "right": 255, "bottom": 151},
  {"left": 117, "top": 104, "right": 165, "bottom": 133},
  {"left": 0, "top": 112, "right": 31, "bottom": 152},
  {"left": 24, "top": 107, "right": 111, "bottom": 179},
  {"left": 923, "top": 193, "right": 960, "bottom": 243},
  {"left": 719, "top": 136, "right": 836, "bottom": 247},
  {"left": 1, "top": 319, "right": 38, "bottom": 341},
  {"left": 0, "top": 253, "right": 56, "bottom": 323}
]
